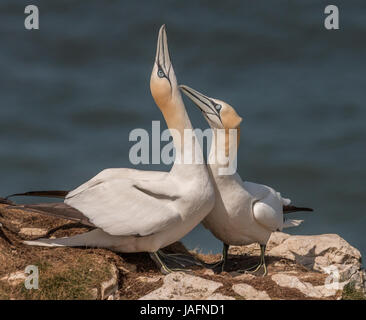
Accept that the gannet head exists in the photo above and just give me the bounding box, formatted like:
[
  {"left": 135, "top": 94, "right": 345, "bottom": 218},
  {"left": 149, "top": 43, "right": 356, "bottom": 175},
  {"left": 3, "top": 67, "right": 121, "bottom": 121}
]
[
  {"left": 179, "top": 85, "right": 242, "bottom": 130},
  {"left": 150, "top": 25, "right": 179, "bottom": 110}
]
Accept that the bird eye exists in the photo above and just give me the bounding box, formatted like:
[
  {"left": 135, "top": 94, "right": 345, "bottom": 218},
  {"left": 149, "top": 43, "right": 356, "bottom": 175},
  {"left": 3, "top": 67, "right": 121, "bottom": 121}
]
[
  {"left": 157, "top": 69, "right": 165, "bottom": 78},
  {"left": 215, "top": 104, "right": 222, "bottom": 112}
]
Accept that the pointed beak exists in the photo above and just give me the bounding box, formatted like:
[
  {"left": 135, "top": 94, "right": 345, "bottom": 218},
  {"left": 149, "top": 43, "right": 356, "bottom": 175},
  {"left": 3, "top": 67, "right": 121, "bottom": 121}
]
[
  {"left": 155, "top": 24, "right": 172, "bottom": 73},
  {"left": 179, "top": 85, "right": 220, "bottom": 118}
]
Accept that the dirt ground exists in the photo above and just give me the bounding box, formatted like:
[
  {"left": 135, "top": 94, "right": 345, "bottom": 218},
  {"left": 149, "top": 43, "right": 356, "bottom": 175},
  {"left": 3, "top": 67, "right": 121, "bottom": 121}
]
[{"left": 0, "top": 201, "right": 345, "bottom": 300}]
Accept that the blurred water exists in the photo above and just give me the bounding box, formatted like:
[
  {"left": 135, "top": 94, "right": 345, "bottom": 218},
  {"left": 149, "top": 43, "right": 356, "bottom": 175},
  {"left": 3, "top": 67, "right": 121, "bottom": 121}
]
[{"left": 0, "top": 1, "right": 365, "bottom": 259}]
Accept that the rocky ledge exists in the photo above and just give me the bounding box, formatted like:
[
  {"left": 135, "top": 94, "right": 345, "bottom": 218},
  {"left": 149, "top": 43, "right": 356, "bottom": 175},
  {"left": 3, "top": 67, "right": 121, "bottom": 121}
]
[{"left": 0, "top": 201, "right": 365, "bottom": 300}]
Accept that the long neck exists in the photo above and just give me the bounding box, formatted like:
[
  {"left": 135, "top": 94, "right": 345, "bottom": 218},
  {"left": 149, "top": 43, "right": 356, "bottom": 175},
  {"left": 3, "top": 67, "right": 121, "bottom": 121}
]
[
  {"left": 208, "top": 127, "right": 240, "bottom": 176},
  {"left": 159, "top": 92, "right": 204, "bottom": 166}
]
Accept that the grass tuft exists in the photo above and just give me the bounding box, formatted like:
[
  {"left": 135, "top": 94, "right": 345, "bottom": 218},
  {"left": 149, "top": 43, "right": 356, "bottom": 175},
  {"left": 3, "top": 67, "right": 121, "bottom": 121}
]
[
  {"left": 342, "top": 282, "right": 366, "bottom": 300},
  {"left": 1, "top": 255, "right": 112, "bottom": 300}
]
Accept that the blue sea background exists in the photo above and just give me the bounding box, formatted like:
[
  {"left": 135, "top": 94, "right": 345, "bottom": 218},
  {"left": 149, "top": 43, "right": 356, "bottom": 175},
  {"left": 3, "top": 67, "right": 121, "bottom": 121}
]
[{"left": 0, "top": 1, "right": 365, "bottom": 260}]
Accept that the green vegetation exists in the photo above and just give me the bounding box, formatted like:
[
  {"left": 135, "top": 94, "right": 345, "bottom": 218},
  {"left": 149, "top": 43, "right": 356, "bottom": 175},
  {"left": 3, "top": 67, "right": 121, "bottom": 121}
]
[
  {"left": 0, "top": 256, "right": 112, "bottom": 300},
  {"left": 342, "top": 282, "right": 366, "bottom": 300}
]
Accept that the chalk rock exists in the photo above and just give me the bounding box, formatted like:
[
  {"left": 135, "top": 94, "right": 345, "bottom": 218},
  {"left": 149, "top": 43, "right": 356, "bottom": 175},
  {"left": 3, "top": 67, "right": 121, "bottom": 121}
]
[
  {"left": 0, "top": 271, "right": 27, "bottom": 285},
  {"left": 232, "top": 283, "right": 271, "bottom": 300},
  {"left": 203, "top": 269, "right": 215, "bottom": 276},
  {"left": 139, "top": 272, "right": 223, "bottom": 300},
  {"left": 137, "top": 276, "right": 162, "bottom": 283},
  {"left": 19, "top": 228, "right": 48, "bottom": 237},
  {"left": 232, "top": 273, "right": 256, "bottom": 281},
  {"left": 205, "top": 293, "right": 235, "bottom": 300},
  {"left": 271, "top": 274, "right": 344, "bottom": 298},
  {"left": 268, "top": 234, "right": 361, "bottom": 279},
  {"left": 267, "top": 232, "right": 291, "bottom": 249}
]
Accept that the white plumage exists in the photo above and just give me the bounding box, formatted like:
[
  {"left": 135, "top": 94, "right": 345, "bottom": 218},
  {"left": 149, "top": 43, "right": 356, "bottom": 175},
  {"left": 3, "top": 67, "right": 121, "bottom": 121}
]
[
  {"left": 180, "top": 85, "right": 311, "bottom": 274},
  {"left": 23, "top": 26, "right": 215, "bottom": 264}
]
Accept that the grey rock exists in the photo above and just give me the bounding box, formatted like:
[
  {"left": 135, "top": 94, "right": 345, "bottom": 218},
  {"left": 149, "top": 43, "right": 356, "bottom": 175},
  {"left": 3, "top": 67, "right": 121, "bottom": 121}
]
[
  {"left": 268, "top": 234, "right": 361, "bottom": 275},
  {"left": 271, "top": 274, "right": 344, "bottom": 298},
  {"left": 232, "top": 283, "right": 271, "bottom": 300},
  {"left": 19, "top": 228, "right": 48, "bottom": 237},
  {"left": 205, "top": 293, "right": 235, "bottom": 300},
  {"left": 139, "top": 272, "right": 223, "bottom": 300}
]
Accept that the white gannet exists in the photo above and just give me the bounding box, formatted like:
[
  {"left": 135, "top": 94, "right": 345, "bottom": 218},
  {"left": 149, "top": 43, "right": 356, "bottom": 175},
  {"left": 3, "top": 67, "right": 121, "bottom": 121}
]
[
  {"left": 180, "top": 85, "right": 313, "bottom": 275},
  {"left": 6, "top": 26, "right": 215, "bottom": 274}
]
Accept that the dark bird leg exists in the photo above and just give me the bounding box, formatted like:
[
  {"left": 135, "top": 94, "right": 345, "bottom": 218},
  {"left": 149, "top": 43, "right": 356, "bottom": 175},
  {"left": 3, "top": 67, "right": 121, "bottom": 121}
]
[
  {"left": 149, "top": 251, "right": 193, "bottom": 274},
  {"left": 220, "top": 243, "right": 229, "bottom": 272},
  {"left": 238, "top": 244, "right": 267, "bottom": 276},
  {"left": 198, "top": 242, "right": 229, "bottom": 271},
  {"left": 157, "top": 250, "right": 202, "bottom": 268}
]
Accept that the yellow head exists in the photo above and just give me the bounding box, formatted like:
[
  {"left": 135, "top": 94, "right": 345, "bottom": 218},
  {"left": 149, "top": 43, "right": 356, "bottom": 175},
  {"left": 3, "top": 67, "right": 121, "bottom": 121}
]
[
  {"left": 180, "top": 85, "right": 242, "bottom": 157},
  {"left": 179, "top": 85, "right": 242, "bottom": 130}
]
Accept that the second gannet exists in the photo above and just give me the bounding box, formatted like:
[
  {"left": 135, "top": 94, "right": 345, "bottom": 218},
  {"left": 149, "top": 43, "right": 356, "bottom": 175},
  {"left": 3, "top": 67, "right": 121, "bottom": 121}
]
[
  {"left": 180, "top": 85, "right": 313, "bottom": 275},
  {"left": 6, "top": 26, "right": 215, "bottom": 274}
]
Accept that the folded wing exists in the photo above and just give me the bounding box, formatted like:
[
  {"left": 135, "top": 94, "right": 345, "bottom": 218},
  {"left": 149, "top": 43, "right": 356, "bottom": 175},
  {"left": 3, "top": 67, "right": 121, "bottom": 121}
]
[{"left": 65, "top": 176, "right": 182, "bottom": 237}]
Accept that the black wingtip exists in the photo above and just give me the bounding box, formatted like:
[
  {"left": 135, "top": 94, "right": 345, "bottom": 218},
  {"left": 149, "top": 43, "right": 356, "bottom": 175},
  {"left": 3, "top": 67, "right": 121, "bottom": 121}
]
[
  {"left": 6, "top": 190, "right": 69, "bottom": 200},
  {"left": 283, "top": 205, "right": 314, "bottom": 214},
  {"left": 0, "top": 197, "right": 15, "bottom": 205}
]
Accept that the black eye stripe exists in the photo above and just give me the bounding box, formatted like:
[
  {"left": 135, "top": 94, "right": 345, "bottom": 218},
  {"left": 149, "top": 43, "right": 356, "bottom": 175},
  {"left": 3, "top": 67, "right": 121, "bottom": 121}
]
[
  {"left": 184, "top": 90, "right": 223, "bottom": 125},
  {"left": 156, "top": 63, "right": 172, "bottom": 93}
]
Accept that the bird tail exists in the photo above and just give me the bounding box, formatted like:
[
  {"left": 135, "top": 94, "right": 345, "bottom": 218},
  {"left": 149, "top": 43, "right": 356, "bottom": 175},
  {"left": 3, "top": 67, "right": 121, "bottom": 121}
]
[
  {"left": 2, "top": 190, "right": 94, "bottom": 227},
  {"left": 23, "top": 229, "right": 124, "bottom": 250},
  {"left": 6, "top": 190, "right": 69, "bottom": 200},
  {"left": 15, "top": 203, "right": 95, "bottom": 227},
  {"left": 1, "top": 197, "right": 95, "bottom": 227},
  {"left": 283, "top": 205, "right": 313, "bottom": 214},
  {"left": 283, "top": 219, "right": 303, "bottom": 229},
  {"left": 24, "top": 229, "right": 105, "bottom": 248},
  {"left": 282, "top": 204, "right": 313, "bottom": 229},
  {"left": 0, "top": 197, "right": 15, "bottom": 205}
]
